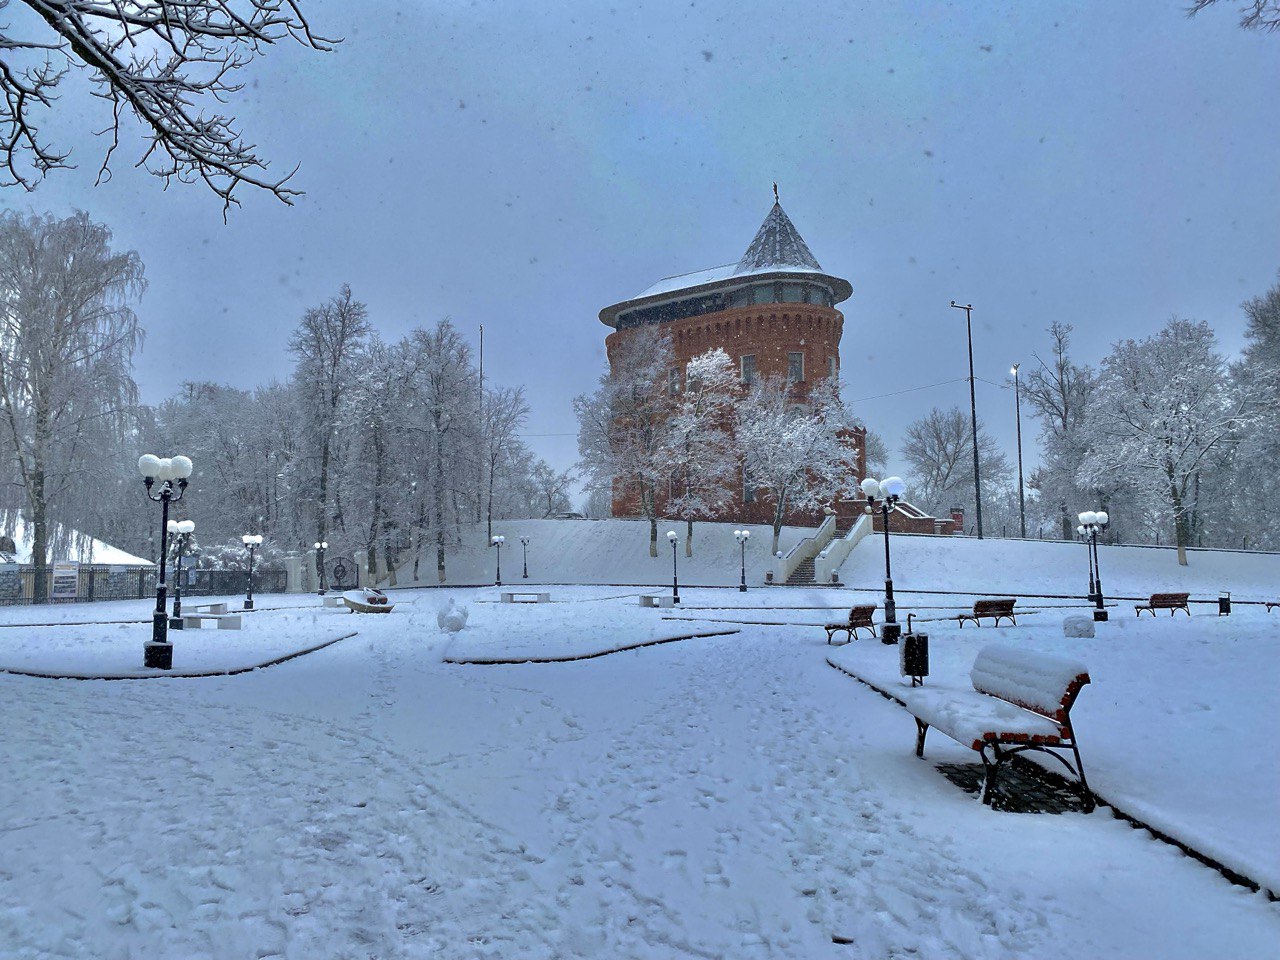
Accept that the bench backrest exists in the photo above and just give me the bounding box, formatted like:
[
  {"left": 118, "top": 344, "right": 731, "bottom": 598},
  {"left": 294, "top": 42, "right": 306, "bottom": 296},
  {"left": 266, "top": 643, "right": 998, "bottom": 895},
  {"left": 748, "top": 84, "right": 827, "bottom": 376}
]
[
  {"left": 969, "top": 643, "right": 1090, "bottom": 724},
  {"left": 1149, "top": 592, "right": 1189, "bottom": 605},
  {"left": 973, "top": 598, "right": 1016, "bottom": 614},
  {"left": 848, "top": 604, "right": 876, "bottom": 624}
]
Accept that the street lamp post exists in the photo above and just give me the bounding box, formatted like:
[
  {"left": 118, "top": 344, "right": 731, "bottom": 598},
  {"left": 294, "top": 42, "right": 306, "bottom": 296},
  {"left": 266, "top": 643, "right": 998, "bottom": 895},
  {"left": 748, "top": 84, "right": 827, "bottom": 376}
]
[
  {"left": 242, "top": 534, "right": 263, "bottom": 610},
  {"left": 138, "top": 454, "right": 193, "bottom": 669},
  {"left": 168, "top": 520, "right": 195, "bottom": 629},
  {"left": 1077, "top": 510, "right": 1110, "bottom": 622},
  {"left": 520, "top": 536, "right": 530, "bottom": 579},
  {"left": 667, "top": 530, "right": 680, "bottom": 604},
  {"left": 949, "top": 300, "right": 984, "bottom": 539},
  {"left": 734, "top": 529, "right": 751, "bottom": 592},
  {"left": 491, "top": 535, "right": 504, "bottom": 586},
  {"left": 861, "top": 475, "right": 907, "bottom": 643},
  {"left": 314, "top": 540, "right": 329, "bottom": 594},
  {"left": 1011, "top": 363, "right": 1026, "bottom": 539}
]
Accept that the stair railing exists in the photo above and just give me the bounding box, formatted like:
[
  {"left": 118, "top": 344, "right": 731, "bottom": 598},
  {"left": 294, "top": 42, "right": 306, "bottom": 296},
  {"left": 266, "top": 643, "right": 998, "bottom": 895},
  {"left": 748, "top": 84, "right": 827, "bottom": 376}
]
[{"left": 772, "top": 514, "right": 837, "bottom": 583}]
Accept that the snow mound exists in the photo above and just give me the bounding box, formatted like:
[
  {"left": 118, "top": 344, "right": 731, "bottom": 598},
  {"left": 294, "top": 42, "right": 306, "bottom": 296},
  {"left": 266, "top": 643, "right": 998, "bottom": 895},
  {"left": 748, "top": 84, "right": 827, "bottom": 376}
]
[
  {"left": 1063, "top": 614, "right": 1096, "bottom": 638},
  {"left": 436, "top": 599, "right": 469, "bottom": 633}
]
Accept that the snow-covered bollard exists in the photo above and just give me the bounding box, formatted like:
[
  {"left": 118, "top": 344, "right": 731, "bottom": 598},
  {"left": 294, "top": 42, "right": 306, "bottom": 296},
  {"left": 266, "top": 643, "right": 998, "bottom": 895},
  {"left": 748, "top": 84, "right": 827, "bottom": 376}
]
[
  {"left": 437, "top": 599, "right": 469, "bottom": 633},
  {"left": 1063, "top": 614, "right": 1095, "bottom": 639}
]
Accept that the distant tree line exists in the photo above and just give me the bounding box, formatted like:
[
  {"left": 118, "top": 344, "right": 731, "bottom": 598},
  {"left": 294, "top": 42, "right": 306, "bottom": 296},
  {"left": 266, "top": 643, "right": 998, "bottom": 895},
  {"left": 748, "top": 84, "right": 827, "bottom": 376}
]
[
  {"left": 0, "top": 210, "right": 573, "bottom": 582},
  {"left": 897, "top": 279, "right": 1280, "bottom": 563}
]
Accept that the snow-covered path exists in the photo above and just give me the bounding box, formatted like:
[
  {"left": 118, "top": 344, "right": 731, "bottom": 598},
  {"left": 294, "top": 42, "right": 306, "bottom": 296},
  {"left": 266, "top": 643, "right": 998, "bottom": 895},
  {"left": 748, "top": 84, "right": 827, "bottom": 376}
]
[{"left": 3, "top": 591, "right": 1278, "bottom": 958}]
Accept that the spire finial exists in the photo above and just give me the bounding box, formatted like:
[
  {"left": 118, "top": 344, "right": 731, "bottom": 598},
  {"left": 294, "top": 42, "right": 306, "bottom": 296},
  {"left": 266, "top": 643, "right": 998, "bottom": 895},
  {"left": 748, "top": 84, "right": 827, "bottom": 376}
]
[{"left": 773, "top": 182, "right": 779, "bottom": 204}]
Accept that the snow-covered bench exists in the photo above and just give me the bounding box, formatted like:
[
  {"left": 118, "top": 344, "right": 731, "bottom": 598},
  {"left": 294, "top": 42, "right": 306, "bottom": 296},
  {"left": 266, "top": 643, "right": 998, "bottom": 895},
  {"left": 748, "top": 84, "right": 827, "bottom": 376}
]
[
  {"left": 639, "top": 595, "right": 674, "bottom": 608},
  {"left": 189, "top": 602, "right": 228, "bottom": 615},
  {"left": 501, "top": 591, "right": 550, "bottom": 604},
  {"left": 957, "top": 598, "right": 1017, "bottom": 628},
  {"left": 901, "top": 643, "right": 1094, "bottom": 811},
  {"left": 824, "top": 604, "right": 877, "bottom": 644},
  {"left": 181, "top": 613, "right": 242, "bottom": 630},
  {"left": 1267, "top": 601, "right": 1278, "bottom": 613},
  {"left": 1135, "top": 592, "right": 1190, "bottom": 617}
]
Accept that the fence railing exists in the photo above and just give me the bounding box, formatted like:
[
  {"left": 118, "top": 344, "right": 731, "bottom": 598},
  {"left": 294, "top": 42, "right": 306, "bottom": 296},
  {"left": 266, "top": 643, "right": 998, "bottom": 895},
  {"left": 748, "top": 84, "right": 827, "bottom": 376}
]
[{"left": 0, "top": 565, "right": 287, "bottom": 606}]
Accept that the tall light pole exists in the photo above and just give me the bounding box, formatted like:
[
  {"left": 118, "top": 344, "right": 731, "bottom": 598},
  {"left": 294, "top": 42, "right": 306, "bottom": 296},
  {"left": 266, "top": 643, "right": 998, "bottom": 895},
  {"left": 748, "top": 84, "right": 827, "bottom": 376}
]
[
  {"left": 950, "top": 301, "right": 984, "bottom": 538},
  {"left": 491, "top": 535, "right": 504, "bottom": 586},
  {"left": 861, "top": 475, "right": 906, "bottom": 643},
  {"left": 314, "top": 540, "right": 329, "bottom": 594},
  {"left": 242, "top": 534, "right": 263, "bottom": 610},
  {"left": 666, "top": 530, "right": 681, "bottom": 604},
  {"left": 1011, "top": 363, "right": 1026, "bottom": 539},
  {"left": 1077, "top": 510, "right": 1109, "bottom": 621},
  {"left": 734, "top": 529, "right": 750, "bottom": 592},
  {"left": 138, "top": 454, "right": 193, "bottom": 669},
  {"left": 519, "top": 535, "right": 530, "bottom": 579},
  {"left": 168, "top": 519, "right": 195, "bottom": 628}
]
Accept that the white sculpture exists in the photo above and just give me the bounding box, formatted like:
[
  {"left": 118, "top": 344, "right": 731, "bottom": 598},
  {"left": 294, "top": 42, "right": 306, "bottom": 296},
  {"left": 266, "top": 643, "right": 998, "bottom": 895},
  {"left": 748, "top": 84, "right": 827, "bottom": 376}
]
[{"left": 437, "top": 599, "right": 469, "bottom": 633}]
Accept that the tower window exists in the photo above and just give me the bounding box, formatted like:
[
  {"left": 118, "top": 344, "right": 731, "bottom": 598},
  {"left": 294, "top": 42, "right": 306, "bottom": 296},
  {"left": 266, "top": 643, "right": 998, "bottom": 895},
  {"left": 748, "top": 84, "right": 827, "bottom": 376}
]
[
  {"left": 668, "top": 368, "right": 681, "bottom": 395},
  {"left": 740, "top": 354, "right": 757, "bottom": 385},
  {"left": 828, "top": 356, "right": 837, "bottom": 380},
  {"left": 743, "top": 464, "right": 755, "bottom": 503},
  {"left": 782, "top": 283, "right": 804, "bottom": 303},
  {"left": 788, "top": 352, "right": 804, "bottom": 383}
]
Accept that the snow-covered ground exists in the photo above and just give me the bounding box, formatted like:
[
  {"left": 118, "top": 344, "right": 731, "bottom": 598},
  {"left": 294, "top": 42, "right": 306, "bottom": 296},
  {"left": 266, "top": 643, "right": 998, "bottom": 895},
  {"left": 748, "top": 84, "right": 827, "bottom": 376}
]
[{"left": 2, "top": 576, "right": 1278, "bottom": 958}]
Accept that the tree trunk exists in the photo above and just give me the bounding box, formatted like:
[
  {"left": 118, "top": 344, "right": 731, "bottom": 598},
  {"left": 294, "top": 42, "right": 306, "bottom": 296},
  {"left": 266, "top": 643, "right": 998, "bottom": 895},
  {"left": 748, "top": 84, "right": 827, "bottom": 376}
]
[
  {"left": 1170, "top": 478, "right": 1190, "bottom": 566},
  {"left": 317, "top": 427, "right": 331, "bottom": 575},
  {"left": 685, "top": 517, "right": 693, "bottom": 558},
  {"left": 30, "top": 398, "right": 50, "bottom": 603},
  {"left": 642, "top": 485, "right": 657, "bottom": 557},
  {"left": 771, "top": 487, "right": 788, "bottom": 555},
  {"left": 434, "top": 423, "right": 447, "bottom": 582}
]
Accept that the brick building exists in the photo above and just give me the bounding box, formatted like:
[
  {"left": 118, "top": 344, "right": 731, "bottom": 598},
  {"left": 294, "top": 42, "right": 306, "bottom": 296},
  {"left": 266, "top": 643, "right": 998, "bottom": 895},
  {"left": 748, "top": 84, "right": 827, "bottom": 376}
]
[
  {"left": 599, "top": 197, "right": 957, "bottom": 534},
  {"left": 597, "top": 199, "right": 865, "bottom": 526}
]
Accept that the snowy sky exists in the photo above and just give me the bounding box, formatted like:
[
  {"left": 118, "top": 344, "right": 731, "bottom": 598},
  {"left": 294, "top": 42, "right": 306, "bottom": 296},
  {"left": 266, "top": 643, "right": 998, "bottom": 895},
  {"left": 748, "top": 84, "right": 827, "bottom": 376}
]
[{"left": 10, "top": 0, "right": 1278, "bottom": 489}]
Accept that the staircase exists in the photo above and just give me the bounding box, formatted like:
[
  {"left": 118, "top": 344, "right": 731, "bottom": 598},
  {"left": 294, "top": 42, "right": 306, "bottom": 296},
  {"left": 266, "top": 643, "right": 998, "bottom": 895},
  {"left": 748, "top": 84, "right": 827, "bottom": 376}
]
[{"left": 786, "top": 557, "right": 816, "bottom": 585}]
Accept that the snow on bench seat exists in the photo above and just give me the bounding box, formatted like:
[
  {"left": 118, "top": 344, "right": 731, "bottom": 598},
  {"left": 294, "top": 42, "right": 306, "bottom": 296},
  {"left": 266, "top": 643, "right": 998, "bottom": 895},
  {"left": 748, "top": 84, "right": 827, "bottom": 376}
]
[{"left": 897, "top": 685, "right": 1067, "bottom": 751}]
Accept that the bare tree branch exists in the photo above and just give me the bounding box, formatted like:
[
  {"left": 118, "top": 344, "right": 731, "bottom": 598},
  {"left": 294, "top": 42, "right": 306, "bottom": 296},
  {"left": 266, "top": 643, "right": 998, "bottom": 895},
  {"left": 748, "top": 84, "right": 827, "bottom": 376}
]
[
  {"left": 1, "top": 1, "right": 335, "bottom": 216},
  {"left": 1187, "top": 0, "right": 1280, "bottom": 32}
]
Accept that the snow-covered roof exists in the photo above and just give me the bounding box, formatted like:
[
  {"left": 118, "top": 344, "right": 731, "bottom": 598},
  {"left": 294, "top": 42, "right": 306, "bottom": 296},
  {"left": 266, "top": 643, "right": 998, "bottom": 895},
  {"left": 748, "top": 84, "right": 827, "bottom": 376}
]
[
  {"left": 0, "top": 513, "right": 153, "bottom": 566},
  {"left": 600, "top": 200, "right": 851, "bottom": 326}
]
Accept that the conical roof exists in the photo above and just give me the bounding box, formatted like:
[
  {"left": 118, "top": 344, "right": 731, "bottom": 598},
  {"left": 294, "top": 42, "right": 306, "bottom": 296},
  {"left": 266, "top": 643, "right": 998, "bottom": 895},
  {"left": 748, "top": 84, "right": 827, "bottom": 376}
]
[{"left": 735, "top": 202, "right": 823, "bottom": 274}]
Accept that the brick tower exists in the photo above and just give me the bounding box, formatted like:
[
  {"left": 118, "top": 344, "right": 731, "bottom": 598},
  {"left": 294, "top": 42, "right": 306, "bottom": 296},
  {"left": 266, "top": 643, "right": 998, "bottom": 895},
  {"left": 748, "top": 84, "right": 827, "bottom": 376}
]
[{"left": 598, "top": 197, "right": 867, "bottom": 525}]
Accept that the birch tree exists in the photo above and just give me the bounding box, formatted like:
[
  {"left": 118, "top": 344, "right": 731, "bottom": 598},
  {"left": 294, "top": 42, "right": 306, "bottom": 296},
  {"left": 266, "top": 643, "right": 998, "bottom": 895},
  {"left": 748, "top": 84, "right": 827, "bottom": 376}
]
[
  {"left": 0, "top": 210, "right": 144, "bottom": 595},
  {"left": 575, "top": 325, "right": 674, "bottom": 557},
  {"left": 1078, "top": 318, "right": 1252, "bottom": 565},
  {"left": 736, "top": 377, "right": 854, "bottom": 554},
  {"left": 665, "top": 347, "right": 739, "bottom": 557}
]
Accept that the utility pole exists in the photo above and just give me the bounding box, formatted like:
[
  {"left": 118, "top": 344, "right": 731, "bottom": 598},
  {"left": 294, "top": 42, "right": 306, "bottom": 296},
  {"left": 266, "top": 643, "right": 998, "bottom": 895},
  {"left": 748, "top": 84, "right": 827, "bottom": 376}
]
[
  {"left": 1011, "top": 362, "right": 1026, "bottom": 539},
  {"left": 950, "top": 301, "right": 983, "bottom": 539}
]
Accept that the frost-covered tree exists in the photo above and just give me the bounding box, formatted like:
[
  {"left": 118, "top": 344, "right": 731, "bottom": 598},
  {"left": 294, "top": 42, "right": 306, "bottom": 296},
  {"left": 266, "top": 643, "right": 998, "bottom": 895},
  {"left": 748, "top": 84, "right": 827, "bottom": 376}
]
[
  {"left": 1078, "top": 318, "right": 1253, "bottom": 565},
  {"left": 666, "top": 348, "right": 740, "bottom": 557},
  {"left": 575, "top": 326, "right": 674, "bottom": 557},
  {"left": 901, "top": 406, "right": 1010, "bottom": 528},
  {"left": 737, "top": 377, "right": 854, "bottom": 554},
  {"left": 402, "top": 319, "right": 479, "bottom": 580},
  {"left": 0, "top": 210, "right": 144, "bottom": 594},
  {"left": 290, "top": 284, "right": 370, "bottom": 575},
  {"left": 0, "top": 1, "right": 334, "bottom": 212},
  {"left": 480, "top": 387, "right": 529, "bottom": 541}
]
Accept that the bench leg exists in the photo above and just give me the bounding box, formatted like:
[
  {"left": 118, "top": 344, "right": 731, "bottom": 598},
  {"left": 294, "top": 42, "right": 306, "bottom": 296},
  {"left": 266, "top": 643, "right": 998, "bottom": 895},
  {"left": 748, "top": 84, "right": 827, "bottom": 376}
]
[
  {"left": 1070, "top": 739, "right": 1095, "bottom": 813},
  {"left": 979, "top": 743, "right": 1003, "bottom": 806},
  {"left": 914, "top": 719, "right": 929, "bottom": 758}
]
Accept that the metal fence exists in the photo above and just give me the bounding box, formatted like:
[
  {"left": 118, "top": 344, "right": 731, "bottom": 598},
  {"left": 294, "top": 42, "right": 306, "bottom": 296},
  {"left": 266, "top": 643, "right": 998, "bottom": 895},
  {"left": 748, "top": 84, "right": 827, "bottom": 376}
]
[{"left": 0, "top": 565, "right": 287, "bottom": 606}]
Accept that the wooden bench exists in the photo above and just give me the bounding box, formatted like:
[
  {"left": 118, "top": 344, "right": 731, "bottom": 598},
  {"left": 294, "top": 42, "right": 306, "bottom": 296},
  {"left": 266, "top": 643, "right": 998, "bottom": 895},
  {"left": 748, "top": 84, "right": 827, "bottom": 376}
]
[
  {"left": 824, "top": 604, "right": 877, "bottom": 644},
  {"left": 1135, "top": 592, "right": 1190, "bottom": 617},
  {"left": 639, "top": 595, "right": 674, "bottom": 608},
  {"left": 957, "top": 598, "right": 1017, "bottom": 628},
  {"left": 181, "top": 613, "right": 242, "bottom": 630},
  {"left": 501, "top": 591, "right": 551, "bottom": 604},
  {"left": 900, "top": 643, "right": 1094, "bottom": 811},
  {"left": 189, "top": 602, "right": 228, "bottom": 615}
]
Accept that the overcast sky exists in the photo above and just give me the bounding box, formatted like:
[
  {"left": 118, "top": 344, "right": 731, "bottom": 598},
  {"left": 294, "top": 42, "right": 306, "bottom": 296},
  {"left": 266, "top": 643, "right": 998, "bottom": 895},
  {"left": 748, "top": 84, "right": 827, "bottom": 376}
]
[{"left": 9, "top": 0, "right": 1278, "bottom": 496}]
